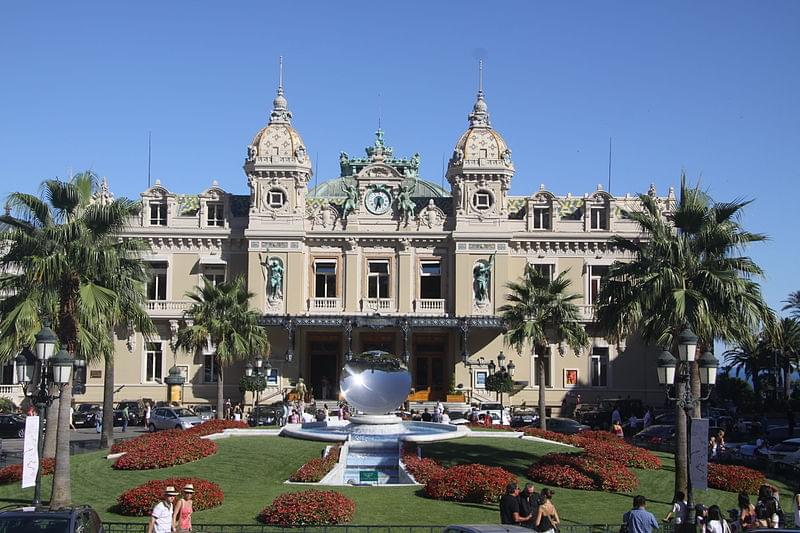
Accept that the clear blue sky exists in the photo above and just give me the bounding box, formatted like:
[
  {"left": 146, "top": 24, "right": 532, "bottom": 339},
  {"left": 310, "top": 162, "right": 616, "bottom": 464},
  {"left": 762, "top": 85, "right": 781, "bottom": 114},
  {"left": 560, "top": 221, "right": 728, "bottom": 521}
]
[{"left": 1, "top": 1, "right": 798, "bottom": 315}]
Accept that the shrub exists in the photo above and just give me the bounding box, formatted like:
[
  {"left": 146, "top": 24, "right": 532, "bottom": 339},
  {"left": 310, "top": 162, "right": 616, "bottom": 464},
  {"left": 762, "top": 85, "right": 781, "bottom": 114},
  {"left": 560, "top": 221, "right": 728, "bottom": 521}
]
[
  {"left": 110, "top": 429, "right": 184, "bottom": 454},
  {"left": 528, "top": 452, "right": 638, "bottom": 493},
  {"left": 113, "top": 434, "right": 217, "bottom": 470},
  {"left": 522, "top": 427, "right": 580, "bottom": 445},
  {"left": 707, "top": 463, "right": 765, "bottom": 494},
  {"left": 578, "top": 438, "right": 662, "bottom": 470},
  {"left": 185, "top": 419, "right": 249, "bottom": 437},
  {"left": 259, "top": 490, "right": 355, "bottom": 526},
  {"left": 114, "top": 477, "right": 223, "bottom": 516},
  {"left": 289, "top": 446, "right": 341, "bottom": 482},
  {"left": 0, "top": 458, "right": 54, "bottom": 485},
  {"left": 425, "top": 463, "right": 516, "bottom": 503},
  {"left": 401, "top": 452, "right": 445, "bottom": 484}
]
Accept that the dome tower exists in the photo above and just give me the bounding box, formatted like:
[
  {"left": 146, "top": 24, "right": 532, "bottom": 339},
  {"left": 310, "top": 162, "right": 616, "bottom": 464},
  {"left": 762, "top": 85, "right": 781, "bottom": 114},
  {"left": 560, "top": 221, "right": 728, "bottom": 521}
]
[
  {"left": 446, "top": 61, "right": 514, "bottom": 219},
  {"left": 244, "top": 57, "right": 312, "bottom": 227}
]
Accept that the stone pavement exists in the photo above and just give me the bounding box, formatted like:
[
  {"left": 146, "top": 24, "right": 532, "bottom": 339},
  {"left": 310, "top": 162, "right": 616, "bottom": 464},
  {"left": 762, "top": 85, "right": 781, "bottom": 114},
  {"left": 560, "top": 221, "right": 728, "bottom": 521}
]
[{"left": 0, "top": 426, "right": 148, "bottom": 466}]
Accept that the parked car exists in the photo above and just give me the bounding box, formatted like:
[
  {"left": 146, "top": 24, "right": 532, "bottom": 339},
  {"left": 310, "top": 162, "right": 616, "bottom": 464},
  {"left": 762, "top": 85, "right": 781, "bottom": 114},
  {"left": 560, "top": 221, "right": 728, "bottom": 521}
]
[
  {"left": 478, "top": 402, "right": 510, "bottom": 425},
  {"left": 74, "top": 403, "right": 101, "bottom": 428},
  {"left": 148, "top": 407, "right": 203, "bottom": 431},
  {"left": 766, "top": 437, "right": 800, "bottom": 468},
  {"left": 545, "top": 417, "right": 590, "bottom": 435},
  {"left": 576, "top": 398, "right": 644, "bottom": 429},
  {"left": 193, "top": 405, "right": 216, "bottom": 421},
  {"left": 510, "top": 410, "right": 538, "bottom": 428},
  {"left": 0, "top": 504, "right": 104, "bottom": 532},
  {"left": 633, "top": 424, "right": 677, "bottom": 451},
  {"left": 248, "top": 405, "right": 281, "bottom": 427},
  {"left": 0, "top": 414, "right": 27, "bottom": 438},
  {"left": 115, "top": 400, "right": 146, "bottom": 426}
]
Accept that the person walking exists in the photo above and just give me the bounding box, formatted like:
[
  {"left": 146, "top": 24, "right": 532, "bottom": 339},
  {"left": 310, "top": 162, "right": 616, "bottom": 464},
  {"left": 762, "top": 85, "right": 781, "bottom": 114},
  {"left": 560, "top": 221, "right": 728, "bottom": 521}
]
[
  {"left": 518, "top": 483, "right": 541, "bottom": 529},
  {"left": 705, "top": 505, "right": 732, "bottom": 533},
  {"left": 612, "top": 405, "right": 622, "bottom": 425},
  {"left": 623, "top": 495, "right": 660, "bottom": 533},
  {"left": 737, "top": 492, "right": 756, "bottom": 530},
  {"left": 95, "top": 407, "right": 103, "bottom": 434},
  {"left": 533, "top": 488, "right": 560, "bottom": 533},
  {"left": 69, "top": 403, "right": 76, "bottom": 430},
  {"left": 147, "top": 485, "right": 178, "bottom": 533},
  {"left": 172, "top": 483, "right": 194, "bottom": 533},
  {"left": 144, "top": 401, "right": 152, "bottom": 428},
  {"left": 613, "top": 420, "right": 625, "bottom": 438},
  {"left": 792, "top": 486, "right": 800, "bottom": 531},
  {"left": 663, "top": 491, "right": 688, "bottom": 529},
  {"left": 499, "top": 482, "right": 529, "bottom": 525},
  {"left": 643, "top": 408, "right": 652, "bottom": 428},
  {"left": 122, "top": 405, "right": 129, "bottom": 432}
]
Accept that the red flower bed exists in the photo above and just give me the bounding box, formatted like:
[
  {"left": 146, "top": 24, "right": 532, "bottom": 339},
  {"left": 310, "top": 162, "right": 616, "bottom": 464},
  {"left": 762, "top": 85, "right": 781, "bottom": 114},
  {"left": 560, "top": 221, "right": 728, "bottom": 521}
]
[
  {"left": 522, "top": 427, "right": 580, "bottom": 445},
  {"left": 259, "top": 490, "right": 355, "bottom": 526},
  {"left": 185, "top": 419, "right": 249, "bottom": 437},
  {"left": 114, "top": 477, "right": 223, "bottom": 516},
  {"left": 289, "top": 446, "right": 341, "bottom": 482},
  {"left": 578, "top": 438, "right": 662, "bottom": 470},
  {"left": 110, "top": 429, "right": 184, "bottom": 454},
  {"left": 577, "top": 430, "right": 620, "bottom": 441},
  {"left": 113, "top": 434, "right": 217, "bottom": 470},
  {"left": 528, "top": 452, "right": 638, "bottom": 493},
  {"left": 707, "top": 463, "right": 765, "bottom": 494},
  {"left": 401, "top": 452, "right": 445, "bottom": 484},
  {"left": 425, "top": 464, "right": 517, "bottom": 503},
  {"left": 0, "top": 458, "right": 55, "bottom": 485}
]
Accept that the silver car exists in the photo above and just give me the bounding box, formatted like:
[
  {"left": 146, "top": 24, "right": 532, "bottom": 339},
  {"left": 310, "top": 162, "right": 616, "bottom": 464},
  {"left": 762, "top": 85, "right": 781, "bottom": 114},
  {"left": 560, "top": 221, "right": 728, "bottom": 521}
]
[
  {"left": 192, "top": 405, "right": 216, "bottom": 422},
  {"left": 148, "top": 407, "right": 203, "bottom": 431}
]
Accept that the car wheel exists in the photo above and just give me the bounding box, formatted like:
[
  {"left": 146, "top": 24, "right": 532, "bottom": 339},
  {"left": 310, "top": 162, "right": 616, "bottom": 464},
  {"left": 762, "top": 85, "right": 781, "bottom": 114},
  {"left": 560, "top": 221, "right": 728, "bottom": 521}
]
[
  {"left": 148, "top": 423, "right": 156, "bottom": 433},
  {"left": 175, "top": 424, "right": 182, "bottom": 430},
  {"left": 17, "top": 428, "right": 24, "bottom": 438}
]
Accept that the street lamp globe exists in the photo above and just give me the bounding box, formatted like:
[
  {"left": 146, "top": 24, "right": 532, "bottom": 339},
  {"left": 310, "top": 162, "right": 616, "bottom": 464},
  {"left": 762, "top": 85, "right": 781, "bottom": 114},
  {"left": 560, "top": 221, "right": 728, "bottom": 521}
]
[
  {"left": 34, "top": 325, "right": 57, "bottom": 361},
  {"left": 698, "top": 350, "right": 719, "bottom": 386},
  {"left": 497, "top": 351, "right": 506, "bottom": 368},
  {"left": 487, "top": 360, "right": 496, "bottom": 375},
  {"left": 656, "top": 349, "right": 677, "bottom": 386},
  {"left": 254, "top": 355, "right": 264, "bottom": 370},
  {"left": 50, "top": 349, "right": 74, "bottom": 386},
  {"left": 507, "top": 360, "right": 516, "bottom": 377},
  {"left": 264, "top": 359, "right": 272, "bottom": 373},
  {"left": 244, "top": 362, "right": 254, "bottom": 377},
  {"left": 677, "top": 327, "right": 699, "bottom": 363},
  {"left": 15, "top": 347, "right": 35, "bottom": 386}
]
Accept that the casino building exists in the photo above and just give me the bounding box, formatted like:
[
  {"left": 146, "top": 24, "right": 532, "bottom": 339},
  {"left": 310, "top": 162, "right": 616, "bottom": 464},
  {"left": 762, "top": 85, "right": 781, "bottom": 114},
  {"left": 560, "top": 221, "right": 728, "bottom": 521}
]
[{"left": 23, "top": 73, "right": 678, "bottom": 413}]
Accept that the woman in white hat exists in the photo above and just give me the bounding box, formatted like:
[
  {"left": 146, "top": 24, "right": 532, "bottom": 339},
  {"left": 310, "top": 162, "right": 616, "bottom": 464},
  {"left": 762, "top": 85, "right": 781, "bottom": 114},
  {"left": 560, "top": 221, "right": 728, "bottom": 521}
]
[
  {"left": 147, "top": 485, "right": 178, "bottom": 533},
  {"left": 173, "top": 483, "right": 195, "bottom": 532}
]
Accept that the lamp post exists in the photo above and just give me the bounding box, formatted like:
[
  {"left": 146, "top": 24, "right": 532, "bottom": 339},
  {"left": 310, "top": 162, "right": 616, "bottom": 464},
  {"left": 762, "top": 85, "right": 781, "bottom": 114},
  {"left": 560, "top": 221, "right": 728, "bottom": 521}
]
[
  {"left": 485, "top": 352, "right": 514, "bottom": 425},
  {"left": 245, "top": 354, "right": 271, "bottom": 421},
  {"left": 656, "top": 327, "right": 718, "bottom": 531},
  {"left": 15, "top": 325, "right": 73, "bottom": 506}
]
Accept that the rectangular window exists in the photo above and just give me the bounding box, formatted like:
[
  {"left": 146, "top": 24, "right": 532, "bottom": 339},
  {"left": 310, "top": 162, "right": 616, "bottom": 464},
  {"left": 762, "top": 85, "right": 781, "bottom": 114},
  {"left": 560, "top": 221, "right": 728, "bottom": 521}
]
[
  {"left": 203, "top": 266, "right": 225, "bottom": 287},
  {"left": 419, "top": 261, "right": 442, "bottom": 299},
  {"left": 533, "top": 263, "right": 554, "bottom": 281},
  {"left": 146, "top": 262, "right": 168, "bottom": 301},
  {"left": 475, "top": 370, "right": 487, "bottom": 389},
  {"left": 533, "top": 350, "right": 552, "bottom": 388},
  {"left": 475, "top": 192, "right": 492, "bottom": 210},
  {"left": 206, "top": 203, "right": 224, "bottom": 227},
  {"left": 204, "top": 352, "right": 217, "bottom": 383},
  {"left": 533, "top": 206, "right": 551, "bottom": 229},
  {"left": 268, "top": 190, "right": 285, "bottom": 208},
  {"left": 368, "top": 260, "right": 390, "bottom": 299},
  {"left": 149, "top": 202, "right": 167, "bottom": 226},
  {"left": 590, "top": 207, "right": 608, "bottom": 230},
  {"left": 588, "top": 265, "right": 609, "bottom": 305},
  {"left": 145, "top": 342, "right": 163, "bottom": 382},
  {"left": 314, "top": 261, "right": 337, "bottom": 298},
  {"left": 591, "top": 347, "right": 609, "bottom": 387}
]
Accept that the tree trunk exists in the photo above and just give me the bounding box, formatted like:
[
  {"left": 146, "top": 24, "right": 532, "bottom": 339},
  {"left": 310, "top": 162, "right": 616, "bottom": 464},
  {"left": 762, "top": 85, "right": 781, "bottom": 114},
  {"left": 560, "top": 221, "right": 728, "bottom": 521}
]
[
  {"left": 674, "top": 379, "right": 688, "bottom": 497},
  {"left": 538, "top": 354, "right": 547, "bottom": 431},
  {"left": 100, "top": 356, "right": 115, "bottom": 449},
  {"left": 784, "top": 365, "right": 792, "bottom": 402},
  {"left": 42, "top": 392, "right": 59, "bottom": 459},
  {"left": 216, "top": 363, "right": 225, "bottom": 420},
  {"left": 690, "top": 361, "right": 702, "bottom": 419},
  {"left": 50, "top": 381, "right": 72, "bottom": 508}
]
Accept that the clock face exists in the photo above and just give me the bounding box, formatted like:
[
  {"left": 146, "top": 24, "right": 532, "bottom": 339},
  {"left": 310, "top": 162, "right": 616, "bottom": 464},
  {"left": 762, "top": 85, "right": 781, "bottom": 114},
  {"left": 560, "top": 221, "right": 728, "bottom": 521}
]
[{"left": 365, "top": 190, "right": 392, "bottom": 215}]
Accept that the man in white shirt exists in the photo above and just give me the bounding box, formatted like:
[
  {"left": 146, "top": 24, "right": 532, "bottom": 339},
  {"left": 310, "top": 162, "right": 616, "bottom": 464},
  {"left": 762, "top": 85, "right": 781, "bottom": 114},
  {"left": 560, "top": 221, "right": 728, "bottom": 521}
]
[{"left": 147, "top": 485, "right": 178, "bottom": 533}]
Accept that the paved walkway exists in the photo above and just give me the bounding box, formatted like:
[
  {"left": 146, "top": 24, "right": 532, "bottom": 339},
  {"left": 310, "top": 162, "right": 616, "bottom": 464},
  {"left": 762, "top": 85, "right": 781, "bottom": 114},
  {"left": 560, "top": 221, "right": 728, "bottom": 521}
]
[{"left": 0, "top": 426, "right": 147, "bottom": 465}]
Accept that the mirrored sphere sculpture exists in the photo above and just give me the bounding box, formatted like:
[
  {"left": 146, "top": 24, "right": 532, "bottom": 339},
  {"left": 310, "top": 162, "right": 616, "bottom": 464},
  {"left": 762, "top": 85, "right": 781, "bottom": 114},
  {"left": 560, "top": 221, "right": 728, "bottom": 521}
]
[{"left": 339, "top": 351, "right": 411, "bottom": 415}]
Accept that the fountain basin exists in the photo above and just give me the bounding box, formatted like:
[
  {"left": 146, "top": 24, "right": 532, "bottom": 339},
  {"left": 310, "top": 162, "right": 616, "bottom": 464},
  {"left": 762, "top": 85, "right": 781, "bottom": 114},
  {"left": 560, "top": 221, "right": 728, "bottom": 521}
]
[{"left": 280, "top": 419, "right": 469, "bottom": 443}]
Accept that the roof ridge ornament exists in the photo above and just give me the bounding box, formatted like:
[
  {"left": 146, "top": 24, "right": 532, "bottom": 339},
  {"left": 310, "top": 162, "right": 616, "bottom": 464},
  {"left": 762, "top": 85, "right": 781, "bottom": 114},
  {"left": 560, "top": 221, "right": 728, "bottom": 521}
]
[
  {"left": 269, "top": 56, "right": 292, "bottom": 125},
  {"left": 468, "top": 59, "right": 491, "bottom": 128}
]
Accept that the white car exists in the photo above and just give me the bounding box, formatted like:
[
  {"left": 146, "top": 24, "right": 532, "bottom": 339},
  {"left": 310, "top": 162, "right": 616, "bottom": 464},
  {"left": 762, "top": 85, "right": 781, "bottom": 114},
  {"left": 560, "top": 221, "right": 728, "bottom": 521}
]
[
  {"left": 767, "top": 437, "right": 800, "bottom": 467},
  {"left": 478, "top": 402, "right": 511, "bottom": 425}
]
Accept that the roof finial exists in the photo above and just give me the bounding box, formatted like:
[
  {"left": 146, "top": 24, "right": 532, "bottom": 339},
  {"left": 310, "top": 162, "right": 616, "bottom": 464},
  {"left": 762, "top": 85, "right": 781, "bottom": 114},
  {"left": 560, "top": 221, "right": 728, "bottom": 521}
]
[
  {"left": 478, "top": 59, "right": 484, "bottom": 95},
  {"left": 468, "top": 59, "right": 490, "bottom": 128},
  {"left": 278, "top": 55, "right": 284, "bottom": 95},
  {"left": 269, "top": 56, "right": 291, "bottom": 124}
]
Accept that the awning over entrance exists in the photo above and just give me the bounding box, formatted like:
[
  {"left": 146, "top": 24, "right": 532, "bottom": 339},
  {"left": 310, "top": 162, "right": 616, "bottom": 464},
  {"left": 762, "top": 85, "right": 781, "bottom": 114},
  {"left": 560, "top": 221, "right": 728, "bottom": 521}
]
[{"left": 198, "top": 254, "right": 227, "bottom": 265}]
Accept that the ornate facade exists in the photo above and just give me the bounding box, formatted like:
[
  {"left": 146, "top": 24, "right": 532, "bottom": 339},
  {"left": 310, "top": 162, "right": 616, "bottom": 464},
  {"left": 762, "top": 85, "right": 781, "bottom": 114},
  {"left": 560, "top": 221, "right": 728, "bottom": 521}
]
[{"left": 69, "top": 72, "right": 678, "bottom": 413}]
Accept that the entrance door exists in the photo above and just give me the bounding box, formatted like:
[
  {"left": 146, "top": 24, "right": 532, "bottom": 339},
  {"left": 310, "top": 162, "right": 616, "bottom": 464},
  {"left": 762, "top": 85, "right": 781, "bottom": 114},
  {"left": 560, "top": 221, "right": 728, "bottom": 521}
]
[
  {"left": 413, "top": 338, "right": 446, "bottom": 401},
  {"left": 307, "top": 335, "right": 341, "bottom": 401}
]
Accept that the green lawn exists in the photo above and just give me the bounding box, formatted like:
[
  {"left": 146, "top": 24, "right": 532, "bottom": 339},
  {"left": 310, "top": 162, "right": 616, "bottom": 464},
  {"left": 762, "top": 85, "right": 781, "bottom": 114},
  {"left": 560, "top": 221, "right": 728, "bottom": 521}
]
[{"left": 0, "top": 436, "right": 792, "bottom": 527}]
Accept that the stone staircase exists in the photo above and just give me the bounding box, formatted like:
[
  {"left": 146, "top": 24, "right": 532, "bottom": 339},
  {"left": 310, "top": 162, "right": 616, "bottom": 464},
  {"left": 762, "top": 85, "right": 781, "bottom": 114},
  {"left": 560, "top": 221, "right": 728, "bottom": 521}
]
[{"left": 343, "top": 441, "right": 400, "bottom": 485}]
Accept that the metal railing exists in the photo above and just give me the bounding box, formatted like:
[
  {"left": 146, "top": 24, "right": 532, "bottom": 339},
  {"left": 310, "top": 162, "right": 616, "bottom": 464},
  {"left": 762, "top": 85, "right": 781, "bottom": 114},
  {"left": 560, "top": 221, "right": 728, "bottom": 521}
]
[{"left": 102, "top": 525, "right": 645, "bottom": 533}]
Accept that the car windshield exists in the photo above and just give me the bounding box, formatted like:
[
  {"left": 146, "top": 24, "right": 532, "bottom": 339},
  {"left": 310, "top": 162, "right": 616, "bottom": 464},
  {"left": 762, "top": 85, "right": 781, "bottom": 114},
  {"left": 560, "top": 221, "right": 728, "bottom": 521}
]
[
  {"left": 195, "top": 406, "right": 212, "bottom": 412},
  {"left": 772, "top": 442, "right": 800, "bottom": 453},
  {"left": 77, "top": 405, "right": 97, "bottom": 412},
  {"left": 174, "top": 409, "right": 195, "bottom": 417},
  {"left": 481, "top": 404, "right": 502, "bottom": 410},
  {"left": 0, "top": 515, "right": 70, "bottom": 532}
]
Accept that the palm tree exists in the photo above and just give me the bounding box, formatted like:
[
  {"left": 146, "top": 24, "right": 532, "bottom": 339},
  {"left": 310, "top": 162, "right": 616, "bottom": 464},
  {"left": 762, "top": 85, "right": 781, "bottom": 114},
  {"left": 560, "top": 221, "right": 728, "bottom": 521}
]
[
  {"left": 724, "top": 333, "right": 770, "bottom": 400},
  {"left": 783, "top": 291, "right": 800, "bottom": 319},
  {"left": 499, "top": 265, "right": 588, "bottom": 430},
  {"left": 175, "top": 276, "right": 269, "bottom": 419},
  {"left": 0, "top": 172, "right": 141, "bottom": 508},
  {"left": 595, "top": 176, "right": 771, "bottom": 497},
  {"left": 765, "top": 317, "right": 800, "bottom": 401}
]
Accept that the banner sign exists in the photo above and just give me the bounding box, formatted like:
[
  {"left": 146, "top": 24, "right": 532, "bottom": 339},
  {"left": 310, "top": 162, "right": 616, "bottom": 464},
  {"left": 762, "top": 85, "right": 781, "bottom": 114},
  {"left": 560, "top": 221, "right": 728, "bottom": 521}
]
[
  {"left": 22, "top": 415, "right": 40, "bottom": 489},
  {"left": 689, "top": 417, "right": 709, "bottom": 491}
]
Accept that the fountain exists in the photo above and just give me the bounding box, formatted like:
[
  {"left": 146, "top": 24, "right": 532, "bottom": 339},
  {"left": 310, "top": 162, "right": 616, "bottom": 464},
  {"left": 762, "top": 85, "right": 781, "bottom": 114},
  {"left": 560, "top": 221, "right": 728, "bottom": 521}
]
[{"left": 281, "top": 351, "right": 467, "bottom": 485}]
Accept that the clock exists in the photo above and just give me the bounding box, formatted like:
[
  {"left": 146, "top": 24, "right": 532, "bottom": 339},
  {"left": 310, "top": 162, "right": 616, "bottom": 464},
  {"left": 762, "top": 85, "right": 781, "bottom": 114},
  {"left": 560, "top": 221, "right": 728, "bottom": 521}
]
[{"left": 365, "top": 189, "right": 392, "bottom": 215}]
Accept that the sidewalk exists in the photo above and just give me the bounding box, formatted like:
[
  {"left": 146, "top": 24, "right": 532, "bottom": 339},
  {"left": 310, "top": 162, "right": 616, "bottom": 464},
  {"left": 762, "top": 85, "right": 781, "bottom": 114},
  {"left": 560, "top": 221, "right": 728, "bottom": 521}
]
[{"left": 0, "top": 426, "right": 147, "bottom": 465}]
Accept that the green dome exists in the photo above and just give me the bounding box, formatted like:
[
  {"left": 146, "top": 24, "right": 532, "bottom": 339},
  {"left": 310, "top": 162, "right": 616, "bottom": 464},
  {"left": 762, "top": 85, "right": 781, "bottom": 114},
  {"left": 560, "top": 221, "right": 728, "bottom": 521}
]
[{"left": 309, "top": 177, "right": 449, "bottom": 198}]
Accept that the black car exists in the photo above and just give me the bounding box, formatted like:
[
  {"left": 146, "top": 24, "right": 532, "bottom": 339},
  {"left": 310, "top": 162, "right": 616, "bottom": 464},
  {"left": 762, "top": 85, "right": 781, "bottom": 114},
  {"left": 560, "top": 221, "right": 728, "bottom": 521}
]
[
  {"left": 74, "top": 403, "right": 101, "bottom": 428},
  {"left": 576, "top": 398, "right": 644, "bottom": 429},
  {"left": 115, "top": 400, "right": 146, "bottom": 426},
  {"left": 0, "top": 505, "right": 104, "bottom": 532},
  {"left": 248, "top": 405, "right": 281, "bottom": 427},
  {"left": 545, "top": 417, "right": 590, "bottom": 435},
  {"left": 510, "top": 411, "right": 539, "bottom": 428},
  {"left": 632, "top": 424, "right": 676, "bottom": 451},
  {"left": 0, "top": 414, "right": 26, "bottom": 438}
]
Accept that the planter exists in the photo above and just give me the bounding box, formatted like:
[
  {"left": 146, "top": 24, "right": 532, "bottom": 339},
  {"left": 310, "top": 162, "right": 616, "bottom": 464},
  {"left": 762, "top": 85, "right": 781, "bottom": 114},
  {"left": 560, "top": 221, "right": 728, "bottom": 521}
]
[{"left": 446, "top": 393, "right": 466, "bottom": 402}]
